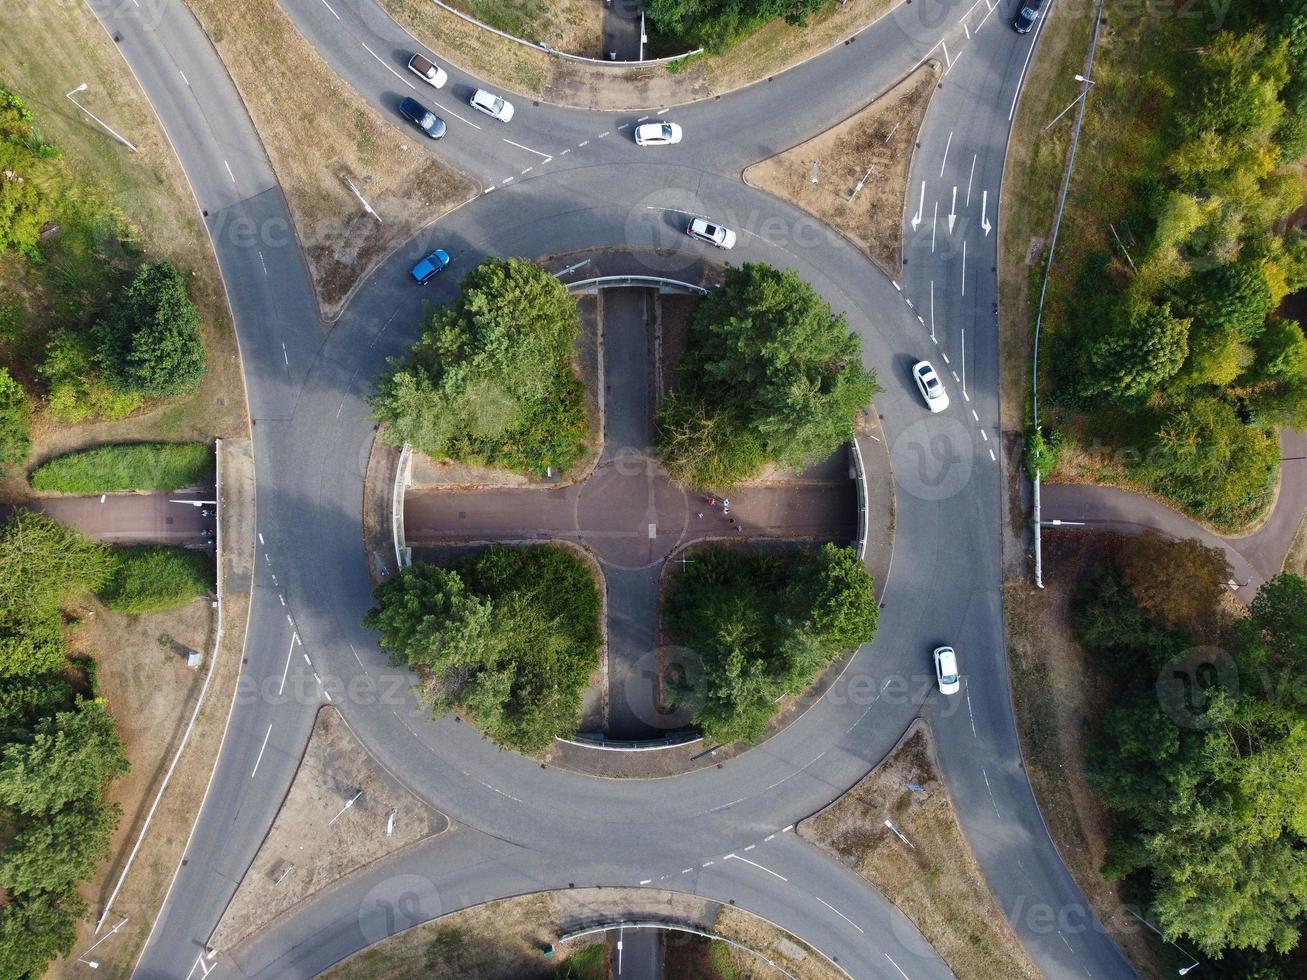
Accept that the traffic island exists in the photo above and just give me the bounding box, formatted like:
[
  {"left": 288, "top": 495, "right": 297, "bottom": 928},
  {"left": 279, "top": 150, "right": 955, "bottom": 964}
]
[
  {"left": 209, "top": 706, "right": 450, "bottom": 956},
  {"left": 799, "top": 721, "right": 1040, "bottom": 980}
]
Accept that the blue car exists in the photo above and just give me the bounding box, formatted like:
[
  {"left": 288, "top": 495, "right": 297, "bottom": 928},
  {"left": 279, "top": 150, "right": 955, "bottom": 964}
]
[{"left": 410, "top": 248, "right": 450, "bottom": 284}]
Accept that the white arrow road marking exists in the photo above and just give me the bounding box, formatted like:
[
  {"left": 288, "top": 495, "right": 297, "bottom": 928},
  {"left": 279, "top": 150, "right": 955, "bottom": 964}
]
[
  {"left": 911, "top": 180, "right": 925, "bottom": 231},
  {"left": 981, "top": 189, "right": 992, "bottom": 236},
  {"left": 948, "top": 185, "right": 957, "bottom": 234}
]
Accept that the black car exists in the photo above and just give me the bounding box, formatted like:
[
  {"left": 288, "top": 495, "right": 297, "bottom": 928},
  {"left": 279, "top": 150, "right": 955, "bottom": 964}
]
[
  {"left": 1013, "top": 0, "right": 1045, "bottom": 33},
  {"left": 398, "top": 97, "right": 446, "bottom": 139}
]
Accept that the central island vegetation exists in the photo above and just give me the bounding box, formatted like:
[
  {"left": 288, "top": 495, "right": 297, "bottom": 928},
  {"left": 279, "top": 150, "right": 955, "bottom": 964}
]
[
  {"left": 664, "top": 543, "right": 878, "bottom": 744},
  {"left": 657, "top": 262, "right": 879, "bottom": 489},
  {"left": 371, "top": 258, "right": 589, "bottom": 476},
  {"left": 365, "top": 544, "right": 601, "bottom": 753}
]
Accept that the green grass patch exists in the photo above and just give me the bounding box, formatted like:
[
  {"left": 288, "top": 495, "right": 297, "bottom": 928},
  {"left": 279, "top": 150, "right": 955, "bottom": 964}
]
[
  {"left": 97, "top": 545, "right": 213, "bottom": 614},
  {"left": 30, "top": 441, "right": 213, "bottom": 493}
]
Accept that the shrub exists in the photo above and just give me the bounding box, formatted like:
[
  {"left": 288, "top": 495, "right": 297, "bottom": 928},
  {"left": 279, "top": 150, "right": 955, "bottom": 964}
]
[
  {"left": 0, "top": 367, "right": 29, "bottom": 477},
  {"left": 95, "top": 261, "right": 205, "bottom": 397},
  {"left": 97, "top": 546, "right": 213, "bottom": 614},
  {"left": 31, "top": 441, "right": 212, "bottom": 493}
]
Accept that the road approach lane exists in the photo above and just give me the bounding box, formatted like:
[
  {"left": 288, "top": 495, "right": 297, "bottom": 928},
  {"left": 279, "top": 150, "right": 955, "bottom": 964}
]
[{"left": 80, "top": 0, "right": 1136, "bottom": 977}]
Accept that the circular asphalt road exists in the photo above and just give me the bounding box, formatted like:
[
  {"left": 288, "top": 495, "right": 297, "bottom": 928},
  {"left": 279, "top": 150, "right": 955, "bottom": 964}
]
[{"left": 86, "top": 1, "right": 1135, "bottom": 978}]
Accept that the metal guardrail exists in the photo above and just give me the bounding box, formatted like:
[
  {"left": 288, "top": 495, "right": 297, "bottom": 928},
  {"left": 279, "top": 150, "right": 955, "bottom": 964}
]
[
  {"left": 428, "top": 0, "right": 702, "bottom": 66},
  {"left": 392, "top": 443, "right": 413, "bottom": 569},
  {"left": 556, "top": 731, "right": 702, "bottom": 752},
  {"left": 849, "top": 438, "right": 870, "bottom": 560},
  {"left": 563, "top": 274, "right": 709, "bottom": 295},
  {"left": 556, "top": 922, "right": 803, "bottom": 980}
]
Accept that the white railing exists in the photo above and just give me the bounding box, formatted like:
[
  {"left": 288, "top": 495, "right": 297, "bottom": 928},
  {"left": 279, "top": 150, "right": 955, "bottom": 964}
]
[
  {"left": 563, "top": 274, "right": 709, "bottom": 295},
  {"left": 850, "top": 437, "right": 870, "bottom": 560},
  {"left": 428, "top": 0, "right": 702, "bottom": 65},
  {"left": 555, "top": 731, "right": 702, "bottom": 752},
  {"left": 392, "top": 443, "right": 413, "bottom": 569}
]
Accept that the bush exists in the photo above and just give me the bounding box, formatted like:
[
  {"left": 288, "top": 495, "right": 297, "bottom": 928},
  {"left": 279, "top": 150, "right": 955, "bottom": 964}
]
[
  {"left": 95, "top": 261, "right": 205, "bottom": 397},
  {"left": 0, "top": 89, "right": 60, "bottom": 256},
  {"left": 364, "top": 545, "right": 601, "bottom": 752},
  {"left": 31, "top": 441, "right": 212, "bottom": 493},
  {"left": 664, "top": 544, "right": 877, "bottom": 744},
  {"left": 97, "top": 546, "right": 213, "bottom": 614},
  {"left": 1024, "top": 426, "right": 1062, "bottom": 481},
  {"left": 656, "top": 263, "right": 879, "bottom": 489},
  {"left": 646, "top": 0, "right": 826, "bottom": 54},
  {"left": 0, "top": 367, "right": 29, "bottom": 477},
  {"left": 371, "top": 258, "right": 589, "bottom": 476}
]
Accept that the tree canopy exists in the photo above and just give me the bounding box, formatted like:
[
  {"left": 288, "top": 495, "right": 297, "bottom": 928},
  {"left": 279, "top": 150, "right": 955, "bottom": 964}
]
[
  {"left": 0, "top": 367, "right": 29, "bottom": 478},
  {"left": 664, "top": 544, "right": 877, "bottom": 744},
  {"left": 95, "top": 260, "right": 206, "bottom": 397},
  {"left": 657, "top": 263, "right": 878, "bottom": 489},
  {"left": 365, "top": 545, "right": 601, "bottom": 752},
  {"left": 646, "top": 0, "right": 825, "bottom": 53},
  {"left": 371, "top": 258, "right": 589, "bottom": 476},
  {"left": 0, "top": 89, "right": 59, "bottom": 257}
]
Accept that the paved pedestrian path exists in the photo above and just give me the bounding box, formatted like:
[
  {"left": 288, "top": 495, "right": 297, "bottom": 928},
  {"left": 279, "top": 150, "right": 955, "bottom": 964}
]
[{"left": 1, "top": 490, "right": 213, "bottom": 546}]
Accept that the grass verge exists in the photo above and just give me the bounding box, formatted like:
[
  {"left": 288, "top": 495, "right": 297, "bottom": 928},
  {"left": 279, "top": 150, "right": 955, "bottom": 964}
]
[
  {"left": 799, "top": 723, "right": 1041, "bottom": 980},
  {"left": 381, "top": 0, "right": 898, "bottom": 111},
  {"left": 0, "top": 0, "right": 246, "bottom": 500},
  {"left": 744, "top": 62, "right": 940, "bottom": 274},
  {"left": 187, "top": 0, "right": 477, "bottom": 319},
  {"left": 98, "top": 546, "right": 214, "bottom": 614},
  {"left": 31, "top": 442, "right": 214, "bottom": 493},
  {"left": 446, "top": 0, "right": 603, "bottom": 57}
]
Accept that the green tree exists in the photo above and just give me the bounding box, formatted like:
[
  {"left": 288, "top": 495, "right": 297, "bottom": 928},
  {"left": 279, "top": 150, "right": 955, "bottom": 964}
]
[
  {"left": 0, "top": 510, "right": 113, "bottom": 628},
  {"left": 0, "top": 89, "right": 59, "bottom": 256},
  {"left": 0, "top": 367, "right": 29, "bottom": 477},
  {"left": 657, "top": 263, "right": 878, "bottom": 488},
  {"left": 0, "top": 797, "right": 120, "bottom": 897},
  {"left": 96, "top": 261, "right": 206, "bottom": 397},
  {"left": 1078, "top": 297, "right": 1190, "bottom": 402},
  {"left": 371, "top": 258, "right": 588, "bottom": 475},
  {"left": 0, "top": 895, "right": 79, "bottom": 980},
  {"left": 0, "top": 698, "right": 129, "bottom": 814}
]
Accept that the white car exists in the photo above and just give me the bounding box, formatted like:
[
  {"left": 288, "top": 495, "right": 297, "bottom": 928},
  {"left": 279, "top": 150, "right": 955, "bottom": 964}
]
[
  {"left": 912, "top": 360, "right": 949, "bottom": 413},
  {"left": 407, "top": 53, "right": 447, "bottom": 89},
  {"left": 634, "top": 121, "right": 682, "bottom": 146},
  {"left": 934, "top": 646, "right": 960, "bottom": 695},
  {"left": 470, "top": 88, "right": 514, "bottom": 122},
  {"left": 687, "top": 217, "right": 737, "bottom": 249}
]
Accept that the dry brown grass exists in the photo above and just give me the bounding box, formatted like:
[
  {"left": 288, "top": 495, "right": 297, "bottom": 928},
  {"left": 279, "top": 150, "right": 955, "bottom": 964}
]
[
  {"left": 744, "top": 63, "right": 940, "bottom": 274},
  {"left": 382, "top": 0, "right": 899, "bottom": 111},
  {"left": 800, "top": 724, "right": 1040, "bottom": 980},
  {"left": 211, "top": 706, "right": 450, "bottom": 951},
  {"left": 443, "top": 0, "right": 605, "bottom": 57},
  {"left": 188, "top": 0, "right": 477, "bottom": 319},
  {"left": 0, "top": 0, "right": 247, "bottom": 499}
]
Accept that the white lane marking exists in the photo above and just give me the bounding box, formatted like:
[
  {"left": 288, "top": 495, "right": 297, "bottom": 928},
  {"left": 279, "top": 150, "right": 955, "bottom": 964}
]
[
  {"left": 966, "top": 153, "right": 978, "bottom": 206},
  {"left": 281, "top": 342, "right": 288, "bottom": 365},
  {"left": 815, "top": 897, "right": 864, "bottom": 934},
  {"left": 980, "top": 429, "right": 989, "bottom": 441},
  {"left": 224, "top": 160, "right": 235, "bottom": 183},
  {"left": 682, "top": 867, "right": 693, "bottom": 874},
  {"left": 978, "top": 0, "right": 999, "bottom": 29},
  {"left": 179, "top": 70, "right": 190, "bottom": 86},
  {"left": 971, "top": 409, "right": 979, "bottom": 422},
  {"left": 303, "top": 653, "right": 312, "bottom": 666},
  {"left": 905, "top": 298, "right": 914, "bottom": 310},
  {"left": 436, "top": 103, "right": 481, "bottom": 129},
  {"left": 319, "top": 0, "right": 341, "bottom": 18},
  {"left": 929, "top": 280, "right": 935, "bottom": 340},
  {"left": 482, "top": 186, "right": 496, "bottom": 194},
  {"left": 764, "top": 833, "right": 776, "bottom": 841},
  {"left": 884, "top": 953, "right": 910, "bottom": 980},
  {"left": 961, "top": 238, "right": 967, "bottom": 295},
  {"left": 945, "top": 46, "right": 964, "bottom": 76},
  {"left": 708, "top": 796, "right": 744, "bottom": 812},
  {"left": 941, "top": 39, "right": 952, "bottom": 68},
  {"left": 618, "top": 123, "right": 629, "bottom": 129},
  {"left": 501, "top": 176, "right": 514, "bottom": 184},
  {"left": 637, "top": 115, "right": 649, "bottom": 121},
  {"left": 982, "top": 767, "right": 1002, "bottom": 817},
  {"left": 965, "top": 677, "right": 977, "bottom": 737},
  {"left": 598, "top": 131, "right": 610, "bottom": 138},
  {"left": 989, "top": 447, "right": 997, "bottom": 461},
  {"left": 258, "top": 250, "right": 267, "bottom": 275},
  {"left": 250, "top": 724, "right": 273, "bottom": 778},
  {"left": 941, "top": 352, "right": 950, "bottom": 364},
  {"left": 502, "top": 137, "right": 552, "bottom": 159},
  {"left": 964, "top": 23, "right": 970, "bottom": 39},
  {"left": 277, "top": 632, "right": 300, "bottom": 695},
  {"left": 258, "top": 532, "right": 265, "bottom": 545},
  {"left": 931, "top": 201, "right": 938, "bottom": 252},
  {"left": 279, "top": 594, "right": 285, "bottom": 606},
  {"left": 1010, "top": 2, "right": 1052, "bottom": 120},
  {"left": 639, "top": 878, "right": 652, "bottom": 885},
  {"left": 782, "top": 824, "right": 793, "bottom": 833},
  {"left": 559, "top": 148, "right": 571, "bottom": 155},
  {"left": 521, "top": 167, "right": 533, "bottom": 174},
  {"left": 361, "top": 42, "right": 415, "bottom": 89},
  {"left": 725, "top": 854, "right": 787, "bottom": 881},
  {"left": 656, "top": 107, "right": 668, "bottom": 115},
  {"left": 939, "top": 131, "right": 952, "bottom": 176},
  {"left": 1060, "top": 933, "right": 1074, "bottom": 952},
  {"left": 701, "top": 860, "right": 714, "bottom": 867},
  {"left": 744, "top": 844, "right": 756, "bottom": 851},
  {"left": 577, "top": 139, "right": 590, "bottom": 147}
]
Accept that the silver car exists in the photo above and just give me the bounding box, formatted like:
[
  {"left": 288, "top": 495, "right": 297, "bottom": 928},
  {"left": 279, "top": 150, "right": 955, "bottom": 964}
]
[{"left": 470, "top": 88, "right": 514, "bottom": 122}]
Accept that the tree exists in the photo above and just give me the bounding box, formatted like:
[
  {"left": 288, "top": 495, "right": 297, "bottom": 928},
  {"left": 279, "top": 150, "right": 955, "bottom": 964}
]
[
  {"left": 0, "top": 698, "right": 129, "bottom": 814},
  {"left": 1077, "top": 297, "right": 1189, "bottom": 403},
  {"left": 645, "top": 0, "right": 826, "bottom": 53},
  {"left": 0, "top": 367, "right": 29, "bottom": 477},
  {"left": 1117, "top": 533, "right": 1231, "bottom": 633},
  {"left": 96, "top": 261, "right": 206, "bottom": 397},
  {"left": 371, "top": 258, "right": 588, "bottom": 475},
  {"left": 0, "top": 510, "right": 113, "bottom": 629},
  {"left": 657, "top": 263, "right": 878, "bottom": 488},
  {"left": 0, "top": 797, "right": 120, "bottom": 897},
  {"left": 365, "top": 546, "right": 601, "bottom": 753}
]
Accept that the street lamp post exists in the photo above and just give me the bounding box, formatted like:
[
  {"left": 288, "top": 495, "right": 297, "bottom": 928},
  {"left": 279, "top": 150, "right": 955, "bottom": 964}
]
[
  {"left": 64, "top": 83, "right": 138, "bottom": 152},
  {"left": 77, "top": 913, "right": 129, "bottom": 969},
  {"left": 1042, "top": 74, "right": 1095, "bottom": 132}
]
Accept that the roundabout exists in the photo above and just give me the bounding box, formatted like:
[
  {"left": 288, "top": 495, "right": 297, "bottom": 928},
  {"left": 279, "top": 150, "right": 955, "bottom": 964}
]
[{"left": 87, "top": 1, "right": 1136, "bottom": 978}]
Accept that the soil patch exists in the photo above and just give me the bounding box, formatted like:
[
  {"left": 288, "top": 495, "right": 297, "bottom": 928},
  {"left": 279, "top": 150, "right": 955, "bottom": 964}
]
[
  {"left": 188, "top": 0, "right": 477, "bottom": 320},
  {"left": 211, "top": 706, "right": 450, "bottom": 952},
  {"left": 744, "top": 63, "right": 941, "bottom": 275},
  {"left": 799, "top": 722, "right": 1041, "bottom": 980},
  {"left": 381, "top": 0, "right": 899, "bottom": 111}
]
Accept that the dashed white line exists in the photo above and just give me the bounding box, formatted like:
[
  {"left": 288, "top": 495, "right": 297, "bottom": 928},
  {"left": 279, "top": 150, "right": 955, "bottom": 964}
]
[
  {"left": 258, "top": 251, "right": 267, "bottom": 275},
  {"left": 250, "top": 724, "right": 273, "bottom": 778},
  {"left": 639, "top": 878, "right": 652, "bottom": 885},
  {"left": 966, "top": 153, "right": 977, "bottom": 206},
  {"left": 361, "top": 42, "right": 415, "bottom": 89},
  {"left": 952, "top": 371, "right": 961, "bottom": 382},
  {"left": 701, "top": 860, "right": 714, "bottom": 867},
  {"left": 258, "top": 532, "right": 265, "bottom": 545},
  {"left": 503, "top": 137, "right": 552, "bottom": 160},
  {"left": 577, "top": 140, "right": 590, "bottom": 147},
  {"left": 815, "top": 897, "right": 864, "bottom": 934},
  {"left": 764, "top": 833, "right": 776, "bottom": 842},
  {"left": 989, "top": 447, "right": 997, "bottom": 461},
  {"left": 656, "top": 107, "right": 668, "bottom": 115},
  {"left": 303, "top": 653, "right": 312, "bottom": 666},
  {"left": 725, "top": 854, "right": 787, "bottom": 881},
  {"left": 884, "top": 952, "right": 910, "bottom": 980},
  {"left": 941, "top": 352, "right": 950, "bottom": 364},
  {"left": 521, "top": 167, "right": 533, "bottom": 174},
  {"left": 744, "top": 844, "right": 756, "bottom": 851},
  {"left": 965, "top": 677, "right": 977, "bottom": 737},
  {"left": 179, "top": 70, "right": 190, "bottom": 86},
  {"left": 1060, "top": 933, "right": 1074, "bottom": 952},
  {"left": 782, "top": 824, "right": 794, "bottom": 833},
  {"left": 319, "top": 0, "right": 340, "bottom": 18},
  {"left": 682, "top": 867, "right": 693, "bottom": 874},
  {"left": 278, "top": 632, "right": 300, "bottom": 695},
  {"left": 224, "top": 160, "right": 235, "bottom": 183},
  {"left": 482, "top": 186, "right": 496, "bottom": 194},
  {"left": 972, "top": 409, "right": 979, "bottom": 421},
  {"left": 982, "top": 767, "right": 1002, "bottom": 817},
  {"left": 559, "top": 148, "right": 571, "bottom": 155},
  {"left": 598, "top": 131, "right": 610, "bottom": 138},
  {"left": 618, "top": 123, "right": 630, "bottom": 129},
  {"left": 501, "top": 176, "right": 515, "bottom": 184},
  {"left": 980, "top": 429, "right": 989, "bottom": 441},
  {"left": 637, "top": 115, "right": 649, "bottom": 122},
  {"left": 281, "top": 342, "right": 288, "bottom": 365},
  {"left": 278, "top": 594, "right": 285, "bottom": 606},
  {"left": 941, "top": 39, "right": 952, "bottom": 69}
]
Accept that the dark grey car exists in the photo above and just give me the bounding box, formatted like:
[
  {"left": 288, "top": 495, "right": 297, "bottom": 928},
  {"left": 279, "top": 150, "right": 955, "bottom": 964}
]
[{"left": 398, "top": 96, "right": 446, "bottom": 139}]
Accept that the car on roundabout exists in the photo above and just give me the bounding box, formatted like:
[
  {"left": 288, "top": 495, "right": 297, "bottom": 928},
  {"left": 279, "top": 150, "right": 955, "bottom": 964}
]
[
  {"left": 398, "top": 97, "right": 445, "bottom": 140},
  {"left": 934, "top": 645, "right": 960, "bottom": 695},
  {"left": 1013, "top": 0, "right": 1046, "bottom": 33},
  {"left": 407, "top": 53, "right": 447, "bottom": 88},
  {"left": 912, "top": 359, "right": 949, "bottom": 413},
  {"left": 470, "top": 88, "right": 515, "bottom": 122},
  {"left": 686, "top": 217, "right": 737, "bottom": 249},
  {"left": 635, "top": 121, "right": 682, "bottom": 146},
  {"left": 410, "top": 248, "right": 450, "bottom": 284}
]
